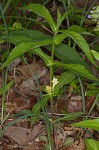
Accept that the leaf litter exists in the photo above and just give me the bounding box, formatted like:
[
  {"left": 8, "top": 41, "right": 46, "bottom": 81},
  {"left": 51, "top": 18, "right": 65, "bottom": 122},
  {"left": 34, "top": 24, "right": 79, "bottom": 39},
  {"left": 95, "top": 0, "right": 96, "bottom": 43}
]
[
  {"left": 0, "top": 57, "right": 96, "bottom": 150},
  {"left": 0, "top": 57, "right": 98, "bottom": 150}
]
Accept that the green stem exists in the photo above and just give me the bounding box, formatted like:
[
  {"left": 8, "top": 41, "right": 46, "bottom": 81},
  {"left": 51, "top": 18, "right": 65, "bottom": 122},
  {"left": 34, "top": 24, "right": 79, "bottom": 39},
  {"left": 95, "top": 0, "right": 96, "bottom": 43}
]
[
  {"left": 0, "top": 3, "right": 8, "bottom": 125},
  {"left": 80, "top": 0, "right": 96, "bottom": 26},
  {"left": 86, "top": 92, "right": 99, "bottom": 120},
  {"left": 78, "top": 76, "right": 85, "bottom": 113},
  {"left": 50, "top": 41, "right": 56, "bottom": 149},
  {"left": 2, "top": 0, "right": 12, "bottom": 14},
  {"left": 1, "top": 69, "right": 8, "bottom": 124}
]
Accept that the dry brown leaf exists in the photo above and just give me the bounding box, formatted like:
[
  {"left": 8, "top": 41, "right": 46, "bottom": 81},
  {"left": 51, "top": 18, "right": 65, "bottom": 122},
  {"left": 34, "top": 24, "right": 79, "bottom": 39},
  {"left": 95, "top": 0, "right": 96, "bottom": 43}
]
[
  {"left": 16, "top": 62, "right": 47, "bottom": 79},
  {"left": 4, "top": 123, "right": 45, "bottom": 146},
  {"left": 66, "top": 95, "right": 82, "bottom": 113}
]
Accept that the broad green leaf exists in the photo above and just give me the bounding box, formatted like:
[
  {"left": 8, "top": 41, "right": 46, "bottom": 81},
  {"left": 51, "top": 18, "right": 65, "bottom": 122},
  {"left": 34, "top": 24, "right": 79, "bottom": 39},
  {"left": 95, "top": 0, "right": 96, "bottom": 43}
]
[
  {"left": 1, "top": 42, "right": 33, "bottom": 69},
  {"left": 54, "top": 33, "right": 68, "bottom": 45},
  {"left": 1, "top": 30, "right": 52, "bottom": 45},
  {"left": 91, "top": 50, "right": 99, "bottom": 61},
  {"left": 47, "top": 43, "right": 90, "bottom": 70},
  {"left": 71, "top": 119, "right": 99, "bottom": 131},
  {"left": 34, "top": 48, "right": 52, "bottom": 66},
  {"left": 53, "top": 71, "right": 76, "bottom": 92},
  {"left": 8, "top": 35, "right": 33, "bottom": 45},
  {"left": 1, "top": 39, "right": 52, "bottom": 69},
  {"left": 60, "top": 30, "right": 96, "bottom": 65},
  {"left": 3, "top": 29, "right": 90, "bottom": 70},
  {"left": 68, "top": 25, "right": 86, "bottom": 33},
  {"left": 7, "top": 29, "right": 51, "bottom": 45},
  {"left": 54, "top": 112, "right": 84, "bottom": 123},
  {"left": 23, "top": 4, "right": 56, "bottom": 32},
  {"left": 54, "top": 61, "right": 99, "bottom": 81},
  {"left": 85, "top": 139, "right": 99, "bottom": 150},
  {"left": 0, "top": 80, "right": 14, "bottom": 95},
  {"left": 68, "top": 25, "right": 94, "bottom": 37}
]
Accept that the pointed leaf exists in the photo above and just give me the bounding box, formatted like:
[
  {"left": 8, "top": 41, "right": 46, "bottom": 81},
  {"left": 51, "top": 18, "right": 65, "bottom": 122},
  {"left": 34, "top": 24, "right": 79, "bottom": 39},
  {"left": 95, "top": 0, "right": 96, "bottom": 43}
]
[
  {"left": 58, "top": 30, "right": 96, "bottom": 65},
  {"left": 2, "top": 29, "right": 90, "bottom": 70},
  {"left": 46, "top": 43, "right": 90, "bottom": 70},
  {"left": 71, "top": 119, "right": 99, "bottom": 131},
  {"left": 23, "top": 4, "right": 56, "bottom": 32},
  {"left": 8, "top": 35, "right": 33, "bottom": 45},
  {"left": 85, "top": 139, "right": 99, "bottom": 150},
  {"left": 54, "top": 61, "right": 99, "bottom": 81},
  {"left": 54, "top": 112, "right": 84, "bottom": 123},
  {"left": 54, "top": 33, "right": 68, "bottom": 45},
  {"left": 1, "top": 42, "right": 33, "bottom": 69},
  {"left": 9, "top": 30, "right": 51, "bottom": 44},
  {"left": 3, "top": 29, "right": 90, "bottom": 70},
  {"left": 91, "top": 50, "right": 99, "bottom": 61},
  {"left": 57, "top": 9, "right": 69, "bottom": 30},
  {"left": 53, "top": 71, "right": 76, "bottom": 92},
  {"left": 68, "top": 25, "right": 86, "bottom": 33},
  {"left": 0, "top": 39, "right": 52, "bottom": 69},
  {"left": 68, "top": 26, "right": 94, "bottom": 36},
  {"left": 0, "top": 80, "right": 14, "bottom": 95},
  {"left": 34, "top": 48, "right": 52, "bottom": 66}
]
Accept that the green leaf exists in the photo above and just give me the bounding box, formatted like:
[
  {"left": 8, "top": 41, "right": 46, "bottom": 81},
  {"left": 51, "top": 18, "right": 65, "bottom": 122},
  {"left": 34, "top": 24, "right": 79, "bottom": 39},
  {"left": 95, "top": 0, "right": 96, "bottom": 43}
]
[
  {"left": 85, "top": 139, "right": 99, "bottom": 150},
  {"left": 68, "top": 25, "right": 86, "bottom": 33},
  {"left": 68, "top": 25, "right": 94, "bottom": 36},
  {"left": 47, "top": 43, "right": 90, "bottom": 70},
  {"left": 57, "top": 9, "right": 62, "bottom": 30},
  {"left": 7, "top": 29, "right": 51, "bottom": 45},
  {"left": 1, "top": 39, "right": 52, "bottom": 69},
  {"left": 54, "top": 61, "right": 99, "bottom": 81},
  {"left": 54, "top": 33, "right": 68, "bottom": 45},
  {"left": 31, "top": 94, "right": 49, "bottom": 125},
  {"left": 54, "top": 112, "right": 84, "bottom": 123},
  {"left": 3, "top": 29, "right": 90, "bottom": 70},
  {"left": 0, "top": 80, "right": 14, "bottom": 95},
  {"left": 23, "top": 4, "right": 56, "bottom": 32},
  {"left": 53, "top": 71, "right": 76, "bottom": 92},
  {"left": 60, "top": 30, "right": 96, "bottom": 65},
  {"left": 1, "top": 42, "right": 33, "bottom": 69},
  {"left": 8, "top": 35, "right": 34, "bottom": 45},
  {"left": 57, "top": 9, "right": 69, "bottom": 31},
  {"left": 3, "top": 29, "right": 89, "bottom": 70},
  {"left": 34, "top": 48, "right": 52, "bottom": 66},
  {"left": 71, "top": 119, "right": 99, "bottom": 131},
  {"left": 91, "top": 50, "right": 99, "bottom": 61}
]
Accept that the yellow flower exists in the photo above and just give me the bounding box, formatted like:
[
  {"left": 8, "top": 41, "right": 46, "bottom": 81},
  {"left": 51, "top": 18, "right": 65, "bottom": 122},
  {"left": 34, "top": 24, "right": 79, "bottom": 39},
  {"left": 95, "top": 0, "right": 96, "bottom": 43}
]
[
  {"left": 45, "top": 85, "right": 51, "bottom": 93},
  {"left": 45, "top": 77, "right": 59, "bottom": 93}
]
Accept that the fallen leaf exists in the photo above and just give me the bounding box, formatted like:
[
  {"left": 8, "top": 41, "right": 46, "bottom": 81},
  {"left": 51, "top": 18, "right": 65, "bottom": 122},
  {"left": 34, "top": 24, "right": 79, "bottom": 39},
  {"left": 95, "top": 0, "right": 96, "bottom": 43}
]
[
  {"left": 4, "top": 123, "right": 45, "bottom": 146},
  {"left": 66, "top": 95, "right": 82, "bottom": 113}
]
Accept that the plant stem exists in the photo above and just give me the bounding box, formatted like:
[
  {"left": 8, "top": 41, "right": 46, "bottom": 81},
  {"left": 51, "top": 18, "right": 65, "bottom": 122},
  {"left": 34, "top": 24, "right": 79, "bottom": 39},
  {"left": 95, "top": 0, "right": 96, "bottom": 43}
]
[
  {"left": 50, "top": 41, "right": 56, "bottom": 149},
  {"left": 3, "top": 0, "right": 12, "bottom": 14},
  {"left": 86, "top": 92, "right": 99, "bottom": 120},
  {"left": 80, "top": 0, "right": 96, "bottom": 26},
  {"left": 1, "top": 69, "right": 8, "bottom": 124},
  {"left": 78, "top": 76, "right": 85, "bottom": 113},
  {"left": 0, "top": 3, "right": 8, "bottom": 126}
]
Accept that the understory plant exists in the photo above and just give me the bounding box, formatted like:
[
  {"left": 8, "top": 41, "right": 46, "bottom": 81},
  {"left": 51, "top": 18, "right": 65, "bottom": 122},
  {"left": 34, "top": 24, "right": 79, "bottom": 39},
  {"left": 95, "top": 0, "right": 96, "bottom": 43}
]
[{"left": 0, "top": 2, "right": 99, "bottom": 150}]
